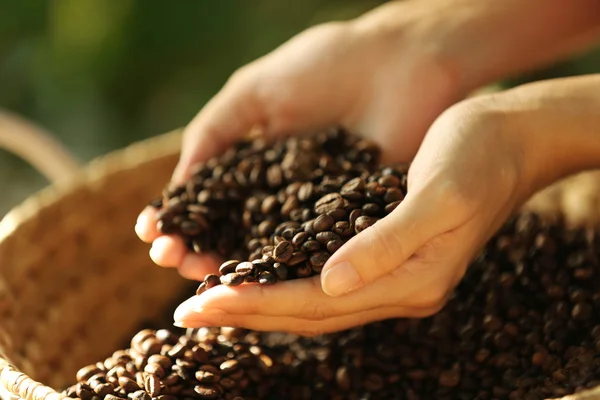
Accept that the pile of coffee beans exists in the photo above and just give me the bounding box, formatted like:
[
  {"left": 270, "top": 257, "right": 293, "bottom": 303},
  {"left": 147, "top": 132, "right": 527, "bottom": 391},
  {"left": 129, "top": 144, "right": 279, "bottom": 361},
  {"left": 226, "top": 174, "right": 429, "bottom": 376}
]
[
  {"left": 149, "top": 129, "right": 408, "bottom": 291},
  {"left": 64, "top": 211, "right": 600, "bottom": 399},
  {"left": 63, "top": 328, "right": 280, "bottom": 400}
]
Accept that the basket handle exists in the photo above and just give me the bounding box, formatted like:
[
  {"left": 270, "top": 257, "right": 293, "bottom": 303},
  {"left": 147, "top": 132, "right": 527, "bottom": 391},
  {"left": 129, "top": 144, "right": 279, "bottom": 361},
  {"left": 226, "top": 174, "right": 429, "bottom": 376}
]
[{"left": 0, "top": 109, "right": 81, "bottom": 184}]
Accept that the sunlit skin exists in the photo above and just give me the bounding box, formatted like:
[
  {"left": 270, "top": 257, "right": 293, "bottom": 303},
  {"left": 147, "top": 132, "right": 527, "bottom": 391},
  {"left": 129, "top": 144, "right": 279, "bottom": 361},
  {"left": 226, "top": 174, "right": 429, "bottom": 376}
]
[{"left": 136, "top": 0, "right": 600, "bottom": 335}]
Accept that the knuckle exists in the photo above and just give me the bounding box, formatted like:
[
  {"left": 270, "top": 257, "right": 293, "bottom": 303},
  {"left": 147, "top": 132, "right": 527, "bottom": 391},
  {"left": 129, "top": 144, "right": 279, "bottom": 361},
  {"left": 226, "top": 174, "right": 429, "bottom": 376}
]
[{"left": 300, "top": 298, "right": 335, "bottom": 321}]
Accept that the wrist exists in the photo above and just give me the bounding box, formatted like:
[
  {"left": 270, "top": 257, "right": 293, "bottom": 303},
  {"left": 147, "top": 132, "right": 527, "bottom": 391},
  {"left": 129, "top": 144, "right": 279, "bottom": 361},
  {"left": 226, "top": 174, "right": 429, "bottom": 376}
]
[{"left": 491, "top": 76, "right": 600, "bottom": 197}]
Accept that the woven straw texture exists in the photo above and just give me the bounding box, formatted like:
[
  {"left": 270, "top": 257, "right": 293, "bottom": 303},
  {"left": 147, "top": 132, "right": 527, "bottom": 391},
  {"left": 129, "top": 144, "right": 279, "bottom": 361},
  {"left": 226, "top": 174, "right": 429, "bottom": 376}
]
[
  {"left": 0, "top": 127, "right": 600, "bottom": 400},
  {"left": 0, "top": 130, "right": 193, "bottom": 399}
]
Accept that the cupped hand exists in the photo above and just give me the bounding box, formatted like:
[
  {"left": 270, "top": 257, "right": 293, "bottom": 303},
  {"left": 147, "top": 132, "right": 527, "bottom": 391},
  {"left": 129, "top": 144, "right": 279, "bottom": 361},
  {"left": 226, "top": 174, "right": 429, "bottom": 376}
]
[
  {"left": 172, "top": 95, "right": 534, "bottom": 335},
  {"left": 135, "top": 1, "right": 464, "bottom": 280}
]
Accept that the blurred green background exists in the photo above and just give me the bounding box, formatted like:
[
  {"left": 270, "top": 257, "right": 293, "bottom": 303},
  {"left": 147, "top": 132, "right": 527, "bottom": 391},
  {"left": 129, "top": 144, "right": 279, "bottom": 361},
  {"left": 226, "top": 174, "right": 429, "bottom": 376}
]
[{"left": 1, "top": 0, "right": 599, "bottom": 216}]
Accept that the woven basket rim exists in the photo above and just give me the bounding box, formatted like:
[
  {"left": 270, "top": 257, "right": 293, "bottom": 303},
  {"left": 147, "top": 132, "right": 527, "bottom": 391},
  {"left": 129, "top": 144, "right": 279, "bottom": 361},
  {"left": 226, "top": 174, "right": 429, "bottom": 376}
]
[{"left": 0, "top": 129, "right": 182, "bottom": 244}]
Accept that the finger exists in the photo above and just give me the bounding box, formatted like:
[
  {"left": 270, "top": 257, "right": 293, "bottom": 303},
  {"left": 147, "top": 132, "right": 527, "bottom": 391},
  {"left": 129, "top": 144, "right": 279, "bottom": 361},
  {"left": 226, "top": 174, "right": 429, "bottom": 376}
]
[
  {"left": 135, "top": 207, "right": 160, "bottom": 243},
  {"left": 177, "top": 253, "right": 221, "bottom": 281},
  {"left": 172, "top": 265, "right": 447, "bottom": 321},
  {"left": 172, "top": 66, "right": 267, "bottom": 183},
  {"left": 320, "top": 185, "right": 468, "bottom": 297},
  {"left": 149, "top": 236, "right": 188, "bottom": 267},
  {"left": 174, "top": 305, "right": 437, "bottom": 335}
]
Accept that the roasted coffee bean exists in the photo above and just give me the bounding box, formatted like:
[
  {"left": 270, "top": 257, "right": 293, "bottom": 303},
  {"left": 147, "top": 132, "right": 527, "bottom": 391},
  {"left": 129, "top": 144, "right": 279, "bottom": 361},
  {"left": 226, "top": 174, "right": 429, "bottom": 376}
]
[
  {"left": 309, "top": 252, "right": 330, "bottom": 272},
  {"left": 130, "top": 390, "right": 151, "bottom": 400},
  {"left": 326, "top": 239, "right": 344, "bottom": 254},
  {"left": 292, "top": 231, "right": 310, "bottom": 247},
  {"left": 302, "top": 240, "right": 321, "bottom": 253},
  {"left": 378, "top": 175, "right": 400, "bottom": 188},
  {"left": 144, "top": 374, "right": 161, "bottom": 397},
  {"left": 118, "top": 377, "right": 139, "bottom": 393},
  {"left": 315, "top": 193, "right": 344, "bottom": 215},
  {"left": 385, "top": 200, "right": 401, "bottom": 214},
  {"left": 203, "top": 274, "right": 221, "bottom": 289},
  {"left": 235, "top": 261, "right": 254, "bottom": 275},
  {"left": 94, "top": 383, "right": 115, "bottom": 398},
  {"left": 193, "top": 385, "right": 221, "bottom": 399},
  {"left": 77, "top": 365, "right": 102, "bottom": 382},
  {"left": 361, "top": 203, "right": 380, "bottom": 216},
  {"left": 219, "top": 260, "right": 239, "bottom": 275},
  {"left": 316, "top": 231, "right": 340, "bottom": 243},
  {"left": 273, "top": 241, "right": 294, "bottom": 263},
  {"left": 313, "top": 215, "right": 335, "bottom": 233},
  {"left": 297, "top": 182, "right": 314, "bottom": 202},
  {"left": 221, "top": 273, "right": 244, "bottom": 286},
  {"left": 355, "top": 216, "right": 376, "bottom": 233}
]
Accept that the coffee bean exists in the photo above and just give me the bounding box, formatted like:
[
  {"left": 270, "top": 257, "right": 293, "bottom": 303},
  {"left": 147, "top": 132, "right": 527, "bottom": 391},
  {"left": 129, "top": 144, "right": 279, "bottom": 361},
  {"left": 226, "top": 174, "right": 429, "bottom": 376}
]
[
  {"left": 354, "top": 216, "right": 376, "bottom": 233},
  {"left": 130, "top": 390, "right": 151, "bottom": 400},
  {"left": 302, "top": 240, "right": 321, "bottom": 253},
  {"left": 292, "top": 232, "right": 311, "bottom": 247},
  {"left": 219, "top": 260, "right": 239, "bottom": 275},
  {"left": 193, "top": 385, "right": 221, "bottom": 399},
  {"left": 77, "top": 365, "right": 102, "bottom": 382},
  {"left": 144, "top": 363, "right": 165, "bottom": 378},
  {"left": 315, "top": 193, "right": 344, "bottom": 215},
  {"left": 221, "top": 273, "right": 244, "bottom": 286},
  {"left": 313, "top": 215, "right": 335, "bottom": 233},
  {"left": 144, "top": 374, "right": 161, "bottom": 397},
  {"left": 230, "top": 262, "right": 251, "bottom": 277},
  {"left": 378, "top": 175, "right": 400, "bottom": 188},
  {"left": 95, "top": 383, "right": 115, "bottom": 398},
  {"left": 118, "top": 377, "right": 139, "bottom": 393},
  {"left": 385, "top": 201, "right": 401, "bottom": 214},
  {"left": 105, "top": 395, "right": 125, "bottom": 400},
  {"left": 309, "top": 252, "right": 330, "bottom": 272},
  {"left": 273, "top": 262, "right": 289, "bottom": 280},
  {"left": 361, "top": 203, "right": 380, "bottom": 216},
  {"left": 204, "top": 274, "right": 221, "bottom": 289},
  {"left": 273, "top": 241, "right": 294, "bottom": 263},
  {"left": 326, "top": 239, "right": 344, "bottom": 254},
  {"left": 298, "top": 182, "right": 314, "bottom": 202},
  {"left": 261, "top": 195, "right": 279, "bottom": 215},
  {"left": 316, "top": 231, "right": 340, "bottom": 244}
]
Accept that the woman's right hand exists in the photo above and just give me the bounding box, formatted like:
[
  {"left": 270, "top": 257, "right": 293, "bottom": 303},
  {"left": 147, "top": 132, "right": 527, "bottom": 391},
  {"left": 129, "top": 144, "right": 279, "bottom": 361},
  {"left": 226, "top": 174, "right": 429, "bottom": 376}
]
[{"left": 135, "top": 1, "right": 464, "bottom": 280}]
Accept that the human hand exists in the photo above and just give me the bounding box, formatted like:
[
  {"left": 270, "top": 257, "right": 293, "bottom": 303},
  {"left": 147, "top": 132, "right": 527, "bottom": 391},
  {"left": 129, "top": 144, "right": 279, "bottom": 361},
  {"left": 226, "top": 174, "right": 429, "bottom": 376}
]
[
  {"left": 170, "top": 94, "right": 535, "bottom": 335},
  {"left": 135, "top": 1, "right": 463, "bottom": 279}
]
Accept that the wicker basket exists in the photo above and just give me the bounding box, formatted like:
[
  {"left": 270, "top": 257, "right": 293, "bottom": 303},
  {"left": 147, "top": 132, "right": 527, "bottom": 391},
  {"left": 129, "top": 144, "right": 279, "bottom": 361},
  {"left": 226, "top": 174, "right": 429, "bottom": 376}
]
[
  {"left": 0, "top": 111, "right": 192, "bottom": 400},
  {"left": 1, "top": 111, "right": 600, "bottom": 400}
]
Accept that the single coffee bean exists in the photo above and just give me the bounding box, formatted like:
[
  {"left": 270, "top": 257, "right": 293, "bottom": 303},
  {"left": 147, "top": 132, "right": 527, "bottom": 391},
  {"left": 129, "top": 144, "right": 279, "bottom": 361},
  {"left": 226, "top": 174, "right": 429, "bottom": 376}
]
[
  {"left": 193, "top": 385, "right": 221, "bottom": 399},
  {"left": 292, "top": 232, "right": 311, "bottom": 247},
  {"left": 261, "top": 195, "right": 279, "bottom": 215},
  {"left": 302, "top": 240, "right": 321, "bottom": 253},
  {"left": 385, "top": 201, "right": 401, "bottom": 214},
  {"left": 221, "top": 273, "right": 244, "bottom": 286},
  {"left": 310, "top": 252, "right": 330, "bottom": 273},
  {"left": 313, "top": 215, "right": 335, "bottom": 233},
  {"left": 95, "top": 383, "right": 115, "bottom": 398},
  {"left": 349, "top": 209, "right": 362, "bottom": 227},
  {"left": 105, "top": 395, "right": 125, "bottom": 400},
  {"left": 204, "top": 274, "right": 221, "bottom": 289},
  {"left": 77, "top": 365, "right": 102, "bottom": 382},
  {"left": 316, "top": 231, "right": 340, "bottom": 244},
  {"left": 273, "top": 241, "right": 294, "bottom": 263},
  {"left": 195, "top": 370, "right": 217, "bottom": 383},
  {"left": 144, "top": 363, "right": 165, "bottom": 378},
  {"left": 327, "top": 239, "right": 344, "bottom": 254},
  {"left": 315, "top": 193, "right": 344, "bottom": 215},
  {"left": 361, "top": 203, "right": 380, "bottom": 216},
  {"left": 118, "top": 377, "right": 139, "bottom": 392},
  {"left": 341, "top": 177, "right": 365, "bottom": 193},
  {"left": 219, "top": 360, "right": 240, "bottom": 375},
  {"left": 354, "top": 216, "right": 376, "bottom": 233},
  {"left": 297, "top": 182, "right": 314, "bottom": 202},
  {"left": 281, "top": 196, "right": 299, "bottom": 217},
  {"left": 144, "top": 374, "right": 161, "bottom": 397},
  {"left": 296, "top": 263, "right": 312, "bottom": 278},
  {"left": 378, "top": 175, "right": 401, "bottom": 188},
  {"left": 327, "top": 208, "right": 347, "bottom": 222},
  {"left": 219, "top": 260, "right": 239, "bottom": 275},
  {"left": 235, "top": 261, "right": 254, "bottom": 275},
  {"left": 383, "top": 188, "right": 404, "bottom": 203}
]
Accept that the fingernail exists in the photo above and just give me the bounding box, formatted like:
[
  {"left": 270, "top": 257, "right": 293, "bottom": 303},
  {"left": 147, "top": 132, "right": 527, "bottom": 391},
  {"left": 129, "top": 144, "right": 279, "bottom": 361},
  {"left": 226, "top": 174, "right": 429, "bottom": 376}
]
[
  {"left": 321, "top": 261, "right": 363, "bottom": 296},
  {"left": 173, "top": 319, "right": 213, "bottom": 328}
]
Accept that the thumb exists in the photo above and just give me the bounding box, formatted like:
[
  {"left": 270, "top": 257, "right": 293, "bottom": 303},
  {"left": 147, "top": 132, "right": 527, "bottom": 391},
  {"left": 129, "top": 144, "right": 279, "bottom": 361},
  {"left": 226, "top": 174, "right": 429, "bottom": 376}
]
[
  {"left": 172, "top": 66, "right": 266, "bottom": 184},
  {"left": 320, "top": 186, "right": 465, "bottom": 296}
]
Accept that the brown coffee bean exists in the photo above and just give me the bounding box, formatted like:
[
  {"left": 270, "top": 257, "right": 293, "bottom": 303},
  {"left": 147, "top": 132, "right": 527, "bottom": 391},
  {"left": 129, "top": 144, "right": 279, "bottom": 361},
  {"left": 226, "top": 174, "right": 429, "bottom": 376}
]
[
  {"left": 219, "top": 360, "right": 240, "bottom": 375},
  {"left": 257, "top": 220, "right": 277, "bottom": 237},
  {"left": 341, "top": 177, "right": 365, "bottom": 193},
  {"left": 105, "top": 395, "right": 125, "bottom": 400},
  {"left": 327, "top": 239, "right": 344, "bottom": 254},
  {"left": 309, "top": 252, "right": 330, "bottom": 271},
  {"left": 296, "top": 263, "right": 312, "bottom": 278},
  {"left": 94, "top": 383, "right": 115, "bottom": 398},
  {"left": 281, "top": 196, "right": 299, "bottom": 217},
  {"left": 221, "top": 273, "right": 244, "bottom": 286},
  {"left": 261, "top": 195, "right": 279, "bottom": 214},
  {"left": 118, "top": 377, "right": 139, "bottom": 392},
  {"left": 235, "top": 261, "right": 254, "bottom": 275},
  {"left": 572, "top": 302, "right": 593, "bottom": 321},
  {"left": 193, "top": 385, "right": 221, "bottom": 399},
  {"left": 204, "top": 274, "right": 221, "bottom": 289},
  {"left": 195, "top": 370, "right": 217, "bottom": 383},
  {"left": 273, "top": 241, "right": 294, "bottom": 263},
  {"left": 313, "top": 215, "right": 335, "bottom": 233},
  {"left": 130, "top": 390, "right": 151, "bottom": 400},
  {"left": 180, "top": 220, "right": 202, "bottom": 236},
  {"left": 77, "top": 365, "right": 102, "bottom": 382},
  {"left": 355, "top": 216, "right": 376, "bottom": 233},
  {"left": 266, "top": 164, "right": 283, "bottom": 187},
  {"left": 273, "top": 262, "right": 289, "bottom": 280},
  {"left": 361, "top": 203, "right": 380, "bottom": 216},
  {"left": 316, "top": 231, "right": 339, "bottom": 243},
  {"left": 144, "top": 374, "right": 161, "bottom": 397},
  {"left": 378, "top": 175, "right": 400, "bottom": 188},
  {"left": 439, "top": 368, "right": 461, "bottom": 388},
  {"left": 349, "top": 209, "right": 362, "bottom": 227},
  {"left": 302, "top": 240, "right": 321, "bottom": 253},
  {"left": 219, "top": 260, "right": 239, "bottom": 275},
  {"left": 315, "top": 193, "right": 344, "bottom": 215},
  {"left": 292, "top": 232, "right": 311, "bottom": 247},
  {"left": 141, "top": 339, "right": 162, "bottom": 356},
  {"left": 298, "top": 182, "right": 314, "bottom": 202},
  {"left": 288, "top": 251, "right": 308, "bottom": 266},
  {"left": 144, "top": 363, "right": 165, "bottom": 378}
]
